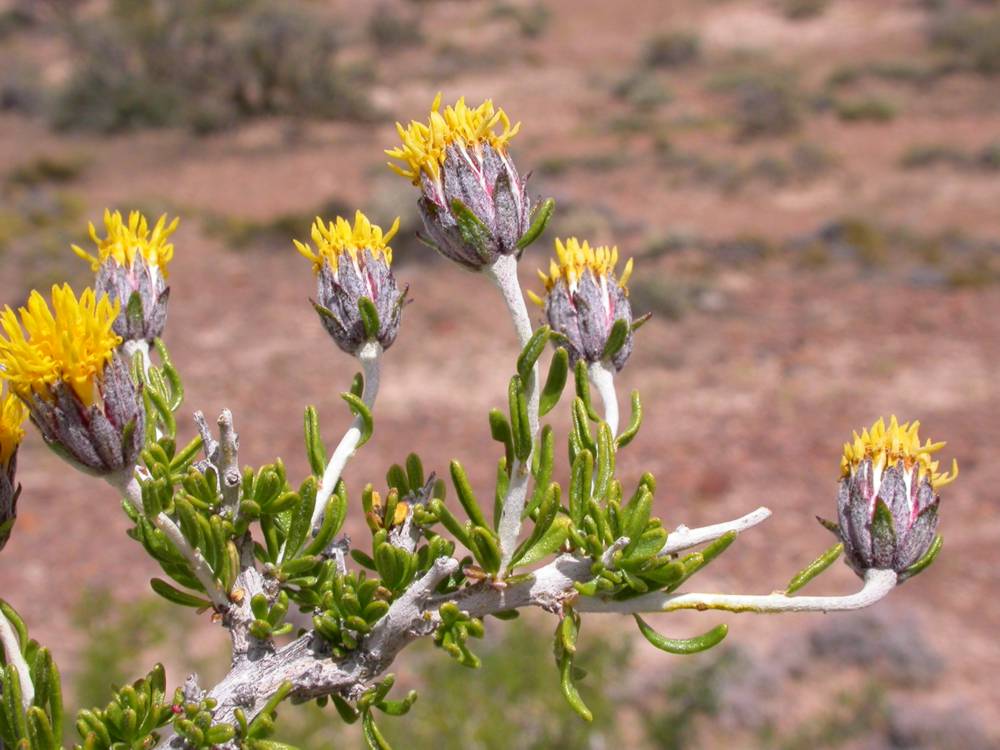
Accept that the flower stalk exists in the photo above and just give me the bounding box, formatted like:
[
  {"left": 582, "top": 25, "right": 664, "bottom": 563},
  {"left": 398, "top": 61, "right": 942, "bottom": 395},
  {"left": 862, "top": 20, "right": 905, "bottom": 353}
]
[
  {"left": 484, "top": 254, "right": 541, "bottom": 570},
  {"left": 311, "top": 341, "right": 383, "bottom": 535}
]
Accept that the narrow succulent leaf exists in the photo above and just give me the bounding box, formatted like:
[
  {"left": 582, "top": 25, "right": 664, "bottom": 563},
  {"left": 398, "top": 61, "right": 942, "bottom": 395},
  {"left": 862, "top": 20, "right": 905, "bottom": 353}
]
[
  {"left": 516, "top": 197, "right": 555, "bottom": 250},
  {"left": 362, "top": 710, "right": 393, "bottom": 750},
  {"left": 405, "top": 453, "right": 424, "bottom": 491},
  {"left": 304, "top": 406, "right": 326, "bottom": 476},
  {"left": 569, "top": 450, "right": 594, "bottom": 528},
  {"left": 900, "top": 534, "right": 943, "bottom": 582},
  {"left": 594, "top": 424, "right": 615, "bottom": 501},
  {"left": 450, "top": 461, "right": 489, "bottom": 530},
  {"left": 785, "top": 543, "right": 844, "bottom": 594},
  {"left": 539, "top": 347, "right": 569, "bottom": 417},
  {"left": 601, "top": 319, "right": 630, "bottom": 360},
  {"left": 358, "top": 297, "right": 381, "bottom": 340},
  {"left": 615, "top": 390, "right": 643, "bottom": 449},
  {"left": 512, "top": 515, "right": 571, "bottom": 570},
  {"left": 633, "top": 616, "right": 728, "bottom": 654},
  {"left": 450, "top": 198, "right": 492, "bottom": 260},
  {"left": 517, "top": 326, "right": 550, "bottom": 382},
  {"left": 574, "top": 360, "right": 600, "bottom": 422},
  {"left": 488, "top": 409, "right": 514, "bottom": 470},
  {"left": 150, "top": 579, "right": 212, "bottom": 609},
  {"left": 340, "top": 392, "right": 373, "bottom": 448}
]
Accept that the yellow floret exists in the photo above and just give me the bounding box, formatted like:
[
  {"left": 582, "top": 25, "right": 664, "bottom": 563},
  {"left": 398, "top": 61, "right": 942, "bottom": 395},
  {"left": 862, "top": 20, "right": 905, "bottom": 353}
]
[
  {"left": 841, "top": 415, "right": 958, "bottom": 489},
  {"left": 386, "top": 93, "right": 520, "bottom": 184},
  {"left": 294, "top": 210, "right": 399, "bottom": 275},
  {"left": 73, "top": 209, "right": 179, "bottom": 276},
  {"left": 0, "top": 285, "right": 121, "bottom": 407},
  {"left": 532, "top": 238, "right": 634, "bottom": 302},
  {"left": 0, "top": 387, "right": 26, "bottom": 469}
]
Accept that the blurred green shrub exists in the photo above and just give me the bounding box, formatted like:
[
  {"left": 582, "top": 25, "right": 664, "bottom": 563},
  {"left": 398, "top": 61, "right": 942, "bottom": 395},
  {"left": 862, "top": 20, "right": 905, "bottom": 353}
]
[
  {"left": 490, "top": 1, "right": 551, "bottom": 39},
  {"left": 52, "top": 0, "right": 375, "bottom": 134},
  {"left": 710, "top": 70, "right": 801, "bottom": 139},
  {"left": 778, "top": 0, "right": 830, "bottom": 20},
  {"left": 834, "top": 96, "right": 897, "bottom": 123},
  {"left": 642, "top": 31, "right": 701, "bottom": 68},
  {"left": 368, "top": 2, "right": 424, "bottom": 50},
  {"left": 6, "top": 153, "right": 90, "bottom": 188},
  {"left": 928, "top": 7, "right": 1000, "bottom": 74}
]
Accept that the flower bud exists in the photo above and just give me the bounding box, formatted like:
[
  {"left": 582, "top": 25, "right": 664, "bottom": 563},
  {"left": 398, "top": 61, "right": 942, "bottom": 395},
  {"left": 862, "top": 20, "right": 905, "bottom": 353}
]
[
  {"left": 821, "top": 416, "right": 957, "bottom": 582},
  {"left": 73, "top": 209, "right": 178, "bottom": 343},
  {"left": 294, "top": 211, "right": 407, "bottom": 355},
  {"left": 386, "top": 94, "right": 530, "bottom": 270},
  {"left": 0, "top": 285, "right": 144, "bottom": 476},
  {"left": 0, "top": 387, "right": 26, "bottom": 551},
  {"left": 529, "top": 238, "right": 637, "bottom": 371}
]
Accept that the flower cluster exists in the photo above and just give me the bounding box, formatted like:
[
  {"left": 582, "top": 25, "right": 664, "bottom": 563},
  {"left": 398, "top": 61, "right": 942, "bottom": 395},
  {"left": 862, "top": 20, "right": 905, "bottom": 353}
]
[
  {"left": 294, "top": 210, "right": 407, "bottom": 355},
  {"left": 824, "top": 416, "right": 956, "bottom": 580},
  {"left": 73, "top": 209, "right": 178, "bottom": 343},
  {"left": 387, "top": 94, "right": 530, "bottom": 270},
  {"left": 0, "top": 284, "right": 143, "bottom": 475},
  {"left": 530, "top": 238, "right": 636, "bottom": 371}
]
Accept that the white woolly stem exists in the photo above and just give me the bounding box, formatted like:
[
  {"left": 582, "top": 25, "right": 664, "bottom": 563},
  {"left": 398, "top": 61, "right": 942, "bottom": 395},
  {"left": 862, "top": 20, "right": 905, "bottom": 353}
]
[
  {"left": 575, "top": 568, "right": 899, "bottom": 614},
  {"left": 311, "top": 341, "right": 382, "bottom": 535},
  {"left": 661, "top": 507, "right": 773, "bottom": 556},
  {"left": 110, "top": 472, "right": 230, "bottom": 610},
  {"left": 587, "top": 361, "right": 619, "bottom": 436},
  {"left": 484, "top": 254, "right": 541, "bottom": 570},
  {"left": 0, "top": 610, "right": 33, "bottom": 709}
]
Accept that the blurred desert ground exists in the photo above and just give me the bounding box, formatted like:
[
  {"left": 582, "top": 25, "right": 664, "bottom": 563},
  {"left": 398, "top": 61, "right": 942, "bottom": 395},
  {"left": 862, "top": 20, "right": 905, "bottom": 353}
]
[{"left": 0, "top": 0, "right": 998, "bottom": 747}]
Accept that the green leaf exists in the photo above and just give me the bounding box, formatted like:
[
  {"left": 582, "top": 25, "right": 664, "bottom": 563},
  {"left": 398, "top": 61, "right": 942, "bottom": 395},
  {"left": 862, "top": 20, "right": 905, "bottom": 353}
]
[
  {"left": 304, "top": 406, "right": 326, "bottom": 476},
  {"left": 510, "top": 483, "right": 561, "bottom": 568},
  {"left": 785, "top": 542, "right": 844, "bottom": 594},
  {"left": 615, "top": 390, "right": 643, "bottom": 449},
  {"left": 340, "top": 392, "right": 373, "bottom": 448},
  {"left": 375, "top": 691, "right": 417, "bottom": 717},
  {"left": 593, "top": 423, "right": 615, "bottom": 502},
  {"left": 450, "top": 461, "right": 489, "bottom": 530},
  {"left": 405, "top": 453, "right": 424, "bottom": 491},
  {"left": 601, "top": 318, "right": 629, "bottom": 360},
  {"left": 633, "top": 616, "right": 728, "bottom": 654},
  {"left": 450, "top": 198, "right": 492, "bottom": 262},
  {"left": 358, "top": 297, "right": 381, "bottom": 340},
  {"left": 900, "top": 534, "right": 943, "bottom": 582},
  {"left": 555, "top": 611, "right": 592, "bottom": 722},
  {"left": 509, "top": 375, "right": 531, "bottom": 462},
  {"left": 488, "top": 409, "right": 514, "bottom": 470},
  {"left": 574, "top": 360, "right": 600, "bottom": 422},
  {"left": 539, "top": 347, "right": 569, "bottom": 417},
  {"left": 512, "top": 512, "right": 571, "bottom": 570},
  {"left": 569, "top": 450, "right": 593, "bottom": 528},
  {"left": 150, "top": 579, "right": 212, "bottom": 609},
  {"left": 516, "top": 197, "right": 555, "bottom": 250},
  {"left": 362, "top": 710, "right": 393, "bottom": 750},
  {"left": 517, "top": 326, "right": 550, "bottom": 382},
  {"left": 470, "top": 527, "right": 502, "bottom": 574}
]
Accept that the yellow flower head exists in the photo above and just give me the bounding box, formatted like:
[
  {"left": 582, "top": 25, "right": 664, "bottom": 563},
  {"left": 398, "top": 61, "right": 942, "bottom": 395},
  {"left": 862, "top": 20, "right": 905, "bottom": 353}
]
[
  {"left": 841, "top": 415, "right": 958, "bottom": 490},
  {"left": 0, "top": 285, "right": 122, "bottom": 407},
  {"left": 73, "top": 209, "right": 179, "bottom": 277},
  {"left": 294, "top": 210, "right": 399, "bottom": 275},
  {"left": 0, "top": 387, "right": 26, "bottom": 469},
  {"left": 530, "top": 237, "right": 634, "bottom": 305},
  {"left": 386, "top": 93, "right": 520, "bottom": 184}
]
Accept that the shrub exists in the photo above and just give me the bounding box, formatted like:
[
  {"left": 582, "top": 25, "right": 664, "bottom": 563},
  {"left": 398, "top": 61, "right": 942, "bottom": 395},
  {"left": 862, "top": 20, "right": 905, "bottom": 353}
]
[
  {"left": 642, "top": 31, "right": 701, "bottom": 68},
  {"left": 928, "top": 8, "right": 1000, "bottom": 74},
  {"left": 51, "top": 0, "right": 374, "bottom": 133}
]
